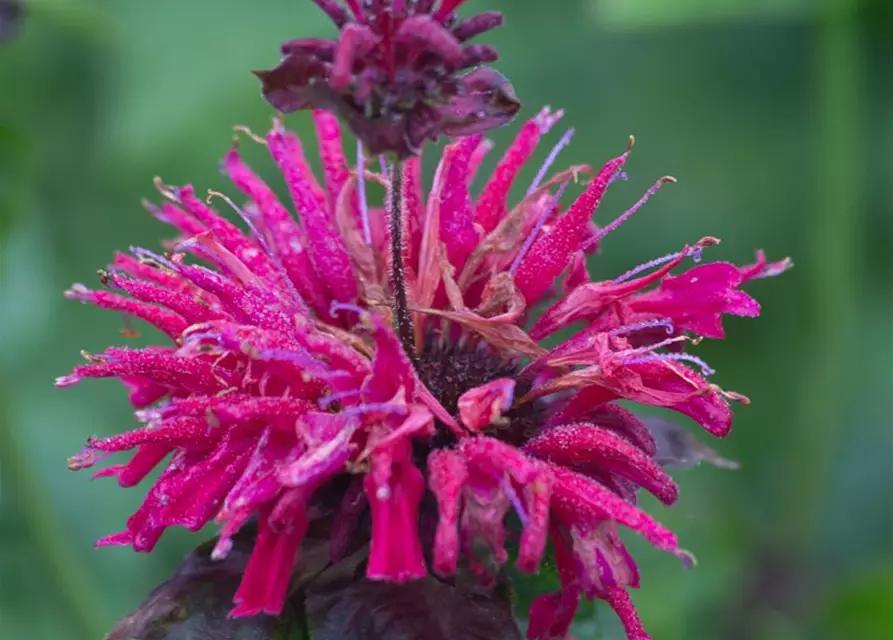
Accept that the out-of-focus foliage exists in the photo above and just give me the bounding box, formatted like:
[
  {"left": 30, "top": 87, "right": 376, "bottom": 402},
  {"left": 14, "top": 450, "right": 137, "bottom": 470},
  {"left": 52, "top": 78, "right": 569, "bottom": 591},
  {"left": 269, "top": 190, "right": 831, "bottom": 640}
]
[{"left": 0, "top": 1, "right": 890, "bottom": 639}]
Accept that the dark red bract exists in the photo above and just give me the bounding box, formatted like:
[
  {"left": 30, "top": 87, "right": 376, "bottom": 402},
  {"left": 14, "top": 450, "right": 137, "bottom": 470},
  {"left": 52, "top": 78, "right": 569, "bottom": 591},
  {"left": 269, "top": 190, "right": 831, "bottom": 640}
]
[{"left": 256, "top": 0, "right": 519, "bottom": 157}]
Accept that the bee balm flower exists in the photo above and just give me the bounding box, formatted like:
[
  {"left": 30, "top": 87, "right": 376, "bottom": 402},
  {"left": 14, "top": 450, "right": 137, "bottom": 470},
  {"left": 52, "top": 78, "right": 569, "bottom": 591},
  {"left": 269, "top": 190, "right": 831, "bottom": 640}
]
[{"left": 61, "top": 106, "right": 789, "bottom": 638}]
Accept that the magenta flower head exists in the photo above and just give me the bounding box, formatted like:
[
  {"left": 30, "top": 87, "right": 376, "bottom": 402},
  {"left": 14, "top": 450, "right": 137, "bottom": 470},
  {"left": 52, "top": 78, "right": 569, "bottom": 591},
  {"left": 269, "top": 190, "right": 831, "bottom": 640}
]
[
  {"left": 61, "top": 102, "right": 790, "bottom": 638},
  {"left": 255, "top": 0, "right": 520, "bottom": 157}
]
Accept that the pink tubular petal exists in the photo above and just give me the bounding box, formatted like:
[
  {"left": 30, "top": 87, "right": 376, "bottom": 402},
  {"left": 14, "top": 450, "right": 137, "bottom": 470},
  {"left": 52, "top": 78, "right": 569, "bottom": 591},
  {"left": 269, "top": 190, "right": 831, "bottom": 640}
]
[
  {"left": 427, "top": 449, "right": 468, "bottom": 576},
  {"left": 100, "top": 442, "right": 171, "bottom": 487},
  {"left": 527, "top": 589, "right": 580, "bottom": 640},
  {"left": 119, "top": 452, "right": 196, "bottom": 551},
  {"left": 111, "top": 253, "right": 206, "bottom": 298},
  {"left": 459, "top": 436, "right": 552, "bottom": 572},
  {"left": 438, "top": 134, "right": 484, "bottom": 273},
  {"left": 277, "top": 422, "right": 355, "bottom": 487},
  {"left": 628, "top": 361, "right": 734, "bottom": 437},
  {"left": 175, "top": 185, "right": 280, "bottom": 284},
  {"left": 119, "top": 376, "right": 169, "bottom": 408},
  {"left": 311, "top": 110, "right": 350, "bottom": 212},
  {"left": 267, "top": 124, "right": 358, "bottom": 304},
  {"left": 104, "top": 272, "right": 224, "bottom": 325},
  {"left": 90, "top": 417, "right": 213, "bottom": 454},
  {"left": 145, "top": 200, "right": 206, "bottom": 238},
  {"left": 161, "top": 443, "right": 254, "bottom": 531},
  {"left": 460, "top": 436, "right": 540, "bottom": 484},
  {"left": 588, "top": 404, "right": 656, "bottom": 456},
  {"left": 217, "top": 429, "right": 295, "bottom": 523},
  {"left": 627, "top": 261, "right": 760, "bottom": 339},
  {"left": 460, "top": 468, "right": 511, "bottom": 566},
  {"left": 203, "top": 396, "right": 312, "bottom": 425},
  {"left": 605, "top": 587, "right": 652, "bottom": 640},
  {"left": 372, "top": 406, "right": 435, "bottom": 452},
  {"left": 232, "top": 507, "right": 307, "bottom": 616},
  {"left": 525, "top": 423, "right": 678, "bottom": 505},
  {"left": 65, "top": 285, "right": 187, "bottom": 340},
  {"left": 68, "top": 347, "right": 236, "bottom": 394},
  {"left": 359, "top": 311, "right": 417, "bottom": 403},
  {"left": 514, "top": 148, "right": 629, "bottom": 304},
  {"left": 175, "top": 263, "right": 294, "bottom": 335},
  {"left": 95, "top": 531, "right": 133, "bottom": 548},
  {"left": 457, "top": 378, "right": 515, "bottom": 431},
  {"left": 475, "top": 108, "right": 560, "bottom": 232},
  {"left": 740, "top": 249, "right": 794, "bottom": 281},
  {"left": 551, "top": 467, "right": 678, "bottom": 552},
  {"left": 222, "top": 145, "right": 330, "bottom": 317},
  {"left": 365, "top": 443, "right": 427, "bottom": 582},
  {"left": 517, "top": 468, "right": 553, "bottom": 573},
  {"left": 467, "top": 137, "right": 494, "bottom": 184},
  {"left": 529, "top": 240, "right": 691, "bottom": 341}
]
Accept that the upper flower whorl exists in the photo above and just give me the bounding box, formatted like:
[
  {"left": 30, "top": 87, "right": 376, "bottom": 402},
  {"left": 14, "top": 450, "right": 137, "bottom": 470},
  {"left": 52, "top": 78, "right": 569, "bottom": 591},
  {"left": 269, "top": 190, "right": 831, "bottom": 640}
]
[{"left": 256, "top": 0, "right": 520, "bottom": 157}]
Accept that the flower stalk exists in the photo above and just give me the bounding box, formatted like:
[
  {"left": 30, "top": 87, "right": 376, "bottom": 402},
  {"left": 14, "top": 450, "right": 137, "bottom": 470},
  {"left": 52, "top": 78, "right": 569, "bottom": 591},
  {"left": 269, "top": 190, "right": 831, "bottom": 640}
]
[{"left": 386, "top": 158, "right": 419, "bottom": 367}]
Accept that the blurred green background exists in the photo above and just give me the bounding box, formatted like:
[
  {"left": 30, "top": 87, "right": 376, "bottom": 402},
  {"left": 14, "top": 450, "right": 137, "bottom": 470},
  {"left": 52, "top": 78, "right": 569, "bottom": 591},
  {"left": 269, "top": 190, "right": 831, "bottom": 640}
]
[{"left": 1, "top": 0, "right": 891, "bottom": 638}]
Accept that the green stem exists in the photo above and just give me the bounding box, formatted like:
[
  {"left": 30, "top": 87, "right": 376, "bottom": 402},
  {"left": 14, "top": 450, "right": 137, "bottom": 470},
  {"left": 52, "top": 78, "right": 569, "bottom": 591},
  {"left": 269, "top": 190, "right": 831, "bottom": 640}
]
[
  {"left": 784, "top": 0, "right": 862, "bottom": 551},
  {"left": 0, "top": 386, "right": 107, "bottom": 640}
]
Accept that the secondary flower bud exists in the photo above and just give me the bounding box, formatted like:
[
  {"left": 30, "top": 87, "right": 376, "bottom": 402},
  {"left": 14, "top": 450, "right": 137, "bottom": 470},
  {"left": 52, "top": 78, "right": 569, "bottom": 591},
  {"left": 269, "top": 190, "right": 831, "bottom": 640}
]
[{"left": 255, "top": 0, "right": 520, "bottom": 157}]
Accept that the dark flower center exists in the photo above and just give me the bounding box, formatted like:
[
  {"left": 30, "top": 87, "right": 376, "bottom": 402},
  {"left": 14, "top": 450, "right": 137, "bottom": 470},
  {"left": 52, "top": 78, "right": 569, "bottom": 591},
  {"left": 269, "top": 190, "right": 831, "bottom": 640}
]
[{"left": 417, "top": 334, "right": 542, "bottom": 447}]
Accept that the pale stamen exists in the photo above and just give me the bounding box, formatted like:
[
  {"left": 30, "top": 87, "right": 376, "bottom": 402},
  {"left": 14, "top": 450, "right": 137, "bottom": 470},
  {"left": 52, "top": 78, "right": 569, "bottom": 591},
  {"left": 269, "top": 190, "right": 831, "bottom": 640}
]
[
  {"left": 608, "top": 318, "right": 675, "bottom": 337},
  {"left": 608, "top": 167, "right": 629, "bottom": 186},
  {"left": 341, "top": 403, "right": 409, "bottom": 419},
  {"left": 501, "top": 475, "right": 529, "bottom": 527},
  {"left": 533, "top": 105, "right": 564, "bottom": 134},
  {"left": 620, "top": 335, "right": 692, "bottom": 356},
  {"left": 319, "top": 388, "right": 363, "bottom": 410},
  {"left": 581, "top": 176, "right": 675, "bottom": 251},
  {"left": 129, "top": 247, "right": 179, "bottom": 272},
  {"left": 510, "top": 179, "right": 571, "bottom": 275},
  {"left": 525, "top": 128, "right": 575, "bottom": 196},
  {"left": 357, "top": 140, "right": 372, "bottom": 245},
  {"left": 624, "top": 352, "right": 715, "bottom": 377},
  {"left": 612, "top": 242, "right": 710, "bottom": 285},
  {"left": 206, "top": 190, "right": 309, "bottom": 316}
]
